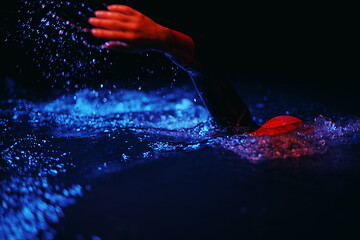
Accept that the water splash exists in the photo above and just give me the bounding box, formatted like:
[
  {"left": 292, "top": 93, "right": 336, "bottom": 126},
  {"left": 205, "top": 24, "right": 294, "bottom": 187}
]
[
  {"left": 0, "top": 176, "right": 82, "bottom": 240},
  {"left": 8, "top": 0, "right": 179, "bottom": 91},
  {"left": 8, "top": 87, "right": 210, "bottom": 137},
  {"left": 9, "top": 0, "right": 112, "bottom": 88},
  {"left": 0, "top": 135, "right": 81, "bottom": 240},
  {"left": 3, "top": 87, "right": 359, "bottom": 162},
  {"left": 1, "top": 85, "right": 360, "bottom": 239},
  {"left": 1, "top": 135, "right": 74, "bottom": 176},
  {"left": 217, "top": 115, "right": 360, "bottom": 161}
]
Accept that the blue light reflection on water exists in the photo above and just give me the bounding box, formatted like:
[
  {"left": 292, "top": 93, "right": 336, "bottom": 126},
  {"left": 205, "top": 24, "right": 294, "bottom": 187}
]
[
  {"left": 0, "top": 86, "right": 210, "bottom": 239},
  {"left": 1, "top": 85, "right": 360, "bottom": 239},
  {"left": 0, "top": 134, "right": 82, "bottom": 240}
]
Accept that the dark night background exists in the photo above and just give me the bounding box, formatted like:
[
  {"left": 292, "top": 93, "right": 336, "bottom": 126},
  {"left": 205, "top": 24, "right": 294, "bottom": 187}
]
[{"left": 1, "top": 1, "right": 358, "bottom": 114}]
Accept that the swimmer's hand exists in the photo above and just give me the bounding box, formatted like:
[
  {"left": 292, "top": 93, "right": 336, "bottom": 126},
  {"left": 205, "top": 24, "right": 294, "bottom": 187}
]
[
  {"left": 88, "top": 5, "right": 170, "bottom": 53},
  {"left": 88, "top": 5, "right": 196, "bottom": 70}
]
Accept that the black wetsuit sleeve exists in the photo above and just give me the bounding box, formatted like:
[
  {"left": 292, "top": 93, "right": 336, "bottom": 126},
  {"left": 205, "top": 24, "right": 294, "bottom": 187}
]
[{"left": 188, "top": 35, "right": 258, "bottom": 133}]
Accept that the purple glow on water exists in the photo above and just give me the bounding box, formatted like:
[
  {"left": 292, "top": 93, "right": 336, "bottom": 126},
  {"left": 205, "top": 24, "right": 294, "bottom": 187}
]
[{"left": 218, "top": 115, "right": 360, "bottom": 161}]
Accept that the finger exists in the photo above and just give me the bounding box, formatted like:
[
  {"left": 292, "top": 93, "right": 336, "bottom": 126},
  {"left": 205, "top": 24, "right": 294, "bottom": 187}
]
[
  {"left": 91, "top": 28, "right": 134, "bottom": 41},
  {"left": 94, "top": 10, "right": 131, "bottom": 22},
  {"left": 107, "top": 5, "right": 137, "bottom": 15},
  {"left": 88, "top": 18, "right": 133, "bottom": 31}
]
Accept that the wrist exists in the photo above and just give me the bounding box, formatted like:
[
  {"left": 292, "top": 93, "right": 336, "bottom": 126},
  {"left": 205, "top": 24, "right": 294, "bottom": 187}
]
[{"left": 158, "top": 27, "right": 173, "bottom": 53}]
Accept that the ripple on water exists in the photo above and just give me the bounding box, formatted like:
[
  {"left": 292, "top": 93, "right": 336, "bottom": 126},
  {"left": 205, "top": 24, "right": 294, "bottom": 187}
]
[
  {"left": 1, "top": 87, "right": 360, "bottom": 240},
  {"left": 3, "top": 88, "right": 360, "bottom": 162}
]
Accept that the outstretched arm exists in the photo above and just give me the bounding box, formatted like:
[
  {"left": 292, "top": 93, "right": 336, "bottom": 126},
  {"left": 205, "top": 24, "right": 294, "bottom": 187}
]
[{"left": 88, "top": 4, "right": 257, "bottom": 132}]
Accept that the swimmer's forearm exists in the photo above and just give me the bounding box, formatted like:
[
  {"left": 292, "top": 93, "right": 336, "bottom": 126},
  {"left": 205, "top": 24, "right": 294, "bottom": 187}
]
[
  {"left": 157, "top": 29, "right": 256, "bottom": 131},
  {"left": 88, "top": 5, "right": 199, "bottom": 74},
  {"left": 159, "top": 28, "right": 202, "bottom": 75}
]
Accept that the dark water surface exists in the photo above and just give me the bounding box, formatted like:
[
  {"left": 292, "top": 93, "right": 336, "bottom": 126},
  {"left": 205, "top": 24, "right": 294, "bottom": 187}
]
[{"left": 1, "top": 80, "right": 359, "bottom": 240}]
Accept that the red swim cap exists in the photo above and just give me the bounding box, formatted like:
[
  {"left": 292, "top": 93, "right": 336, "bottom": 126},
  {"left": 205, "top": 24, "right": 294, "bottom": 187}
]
[{"left": 249, "top": 116, "right": 303, "bottom": 136}]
